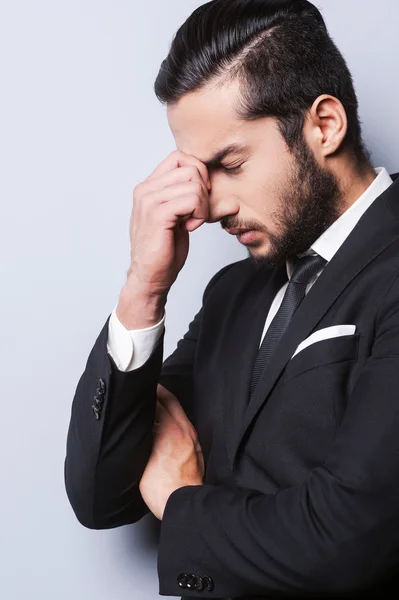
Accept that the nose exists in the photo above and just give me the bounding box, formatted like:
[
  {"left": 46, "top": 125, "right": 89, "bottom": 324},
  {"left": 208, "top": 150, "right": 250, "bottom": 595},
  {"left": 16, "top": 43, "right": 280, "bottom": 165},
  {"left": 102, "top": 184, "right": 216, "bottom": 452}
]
[{"left": 205, "top": 186, "right": 239, "bottom": 225}]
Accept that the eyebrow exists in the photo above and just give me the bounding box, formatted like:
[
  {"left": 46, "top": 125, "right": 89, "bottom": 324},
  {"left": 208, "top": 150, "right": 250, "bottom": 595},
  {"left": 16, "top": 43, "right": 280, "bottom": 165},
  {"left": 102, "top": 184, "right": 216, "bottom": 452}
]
[{"left": 202, "top": 143, "right": 249, "bottom": 169}]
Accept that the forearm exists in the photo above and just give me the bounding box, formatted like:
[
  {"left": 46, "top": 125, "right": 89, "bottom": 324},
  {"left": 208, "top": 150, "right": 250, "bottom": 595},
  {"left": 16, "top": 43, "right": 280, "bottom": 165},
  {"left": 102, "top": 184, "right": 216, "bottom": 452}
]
[
  {"left": 64, "top": 313, "right": 166, "bottom": 529},
  {"left": 158, "top": 467, "right": 399, "bottom": 597},
  {"left": 157, "top": 318, "right": 399, "bottom": 598}
]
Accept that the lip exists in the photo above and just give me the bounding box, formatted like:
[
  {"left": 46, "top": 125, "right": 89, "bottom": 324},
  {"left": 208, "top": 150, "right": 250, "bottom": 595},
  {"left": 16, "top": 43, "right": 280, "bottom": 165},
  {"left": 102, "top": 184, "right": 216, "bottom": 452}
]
[
  {"left": 237, "top": 230, "right": 258, "bottom": 244},
  {"left": 225, "top": 228, "right": 251, "bottom": 235}
]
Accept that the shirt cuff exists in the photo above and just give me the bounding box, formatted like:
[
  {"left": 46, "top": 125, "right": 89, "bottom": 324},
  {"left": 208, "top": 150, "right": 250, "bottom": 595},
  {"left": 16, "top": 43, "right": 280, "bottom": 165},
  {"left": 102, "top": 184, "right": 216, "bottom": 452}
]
[{"left": 107, "top": 303, "right": 165, "bottom": 371}]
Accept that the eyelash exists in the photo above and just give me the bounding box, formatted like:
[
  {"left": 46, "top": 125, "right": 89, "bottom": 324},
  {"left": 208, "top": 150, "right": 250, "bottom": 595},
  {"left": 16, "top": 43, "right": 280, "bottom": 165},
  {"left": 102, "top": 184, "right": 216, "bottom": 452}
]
[{"left": 220, "top": 163, "right": 243, "bottom": 174}]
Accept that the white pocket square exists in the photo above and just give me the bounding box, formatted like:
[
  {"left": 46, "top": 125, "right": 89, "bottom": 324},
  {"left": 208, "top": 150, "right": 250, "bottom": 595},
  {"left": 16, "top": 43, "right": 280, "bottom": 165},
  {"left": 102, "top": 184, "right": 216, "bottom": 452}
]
[{"left": 291, "top": 325, "right": 356, "bottom": 359}]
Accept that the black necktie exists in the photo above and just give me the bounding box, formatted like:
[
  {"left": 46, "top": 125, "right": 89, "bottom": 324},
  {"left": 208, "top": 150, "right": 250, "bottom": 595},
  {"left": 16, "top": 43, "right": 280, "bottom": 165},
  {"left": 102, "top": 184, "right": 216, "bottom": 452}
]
[{"left": 248, "top": 253, "right": 327, "bottom": 399}]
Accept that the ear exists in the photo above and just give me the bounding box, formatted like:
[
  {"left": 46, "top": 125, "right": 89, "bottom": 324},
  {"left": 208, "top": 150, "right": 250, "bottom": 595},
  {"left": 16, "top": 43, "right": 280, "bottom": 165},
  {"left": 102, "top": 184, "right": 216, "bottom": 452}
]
[{"left": 305, "top": 94, "right": 348, "bottom": 158}]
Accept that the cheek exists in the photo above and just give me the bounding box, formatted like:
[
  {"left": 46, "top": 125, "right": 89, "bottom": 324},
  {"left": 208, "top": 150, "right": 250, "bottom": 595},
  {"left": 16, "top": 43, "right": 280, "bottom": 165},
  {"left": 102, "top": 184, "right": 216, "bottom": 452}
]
[{"left": 240, "top": 168, "right": 281, "bottom": 218}]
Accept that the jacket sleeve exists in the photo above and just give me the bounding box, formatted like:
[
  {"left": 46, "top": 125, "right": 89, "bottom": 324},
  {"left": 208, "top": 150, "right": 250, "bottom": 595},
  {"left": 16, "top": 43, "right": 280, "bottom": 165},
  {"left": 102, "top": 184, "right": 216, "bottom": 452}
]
[
  {"left": 64, "top": 262, "right": 237, "bottom": 529},
  {"left": 157, "top": 272, "right": 399, "bottom": 598}
]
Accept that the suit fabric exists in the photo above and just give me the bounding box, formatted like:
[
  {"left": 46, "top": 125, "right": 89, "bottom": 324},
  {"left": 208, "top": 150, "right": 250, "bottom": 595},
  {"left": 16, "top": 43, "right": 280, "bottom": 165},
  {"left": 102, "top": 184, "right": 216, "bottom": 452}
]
[{"left": 65, "top": 173, "right": 399, "bottom": 599}]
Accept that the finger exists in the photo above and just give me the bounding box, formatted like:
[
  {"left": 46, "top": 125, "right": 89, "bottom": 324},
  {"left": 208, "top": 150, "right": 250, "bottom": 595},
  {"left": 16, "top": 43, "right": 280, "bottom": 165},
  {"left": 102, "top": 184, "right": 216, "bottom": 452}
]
[
  {"left": 141, "top": 166, "right": 210, "bottom": 197},
  {"left": 148, "top": 182, "right": 208, "bottom": 211},
  {"left": 155, "top": 398, "right": 179, "bottom": 426},
  {"left": 176, "top": 153, "right": 211, "bottom": 191},
  {"left": 155, "top": 398, "right": 166, "bottom": 424},
  {"left": 156, "top": 391, "right": 200, "bottom": 443},
  {"left": 157, "top": 392, "right": 191, "bottom": 425},
  {"left": 146, "top": 150, "right": 211, "bottom": 189},
  {"left": 197, "top": 448, "right": 205, "bottom": 475},
  {"left": 158, "top": 394, "right": 200, "bottom": 442},
  {"left": 157, "top": 196, "right": 208, "bottom": 232}
]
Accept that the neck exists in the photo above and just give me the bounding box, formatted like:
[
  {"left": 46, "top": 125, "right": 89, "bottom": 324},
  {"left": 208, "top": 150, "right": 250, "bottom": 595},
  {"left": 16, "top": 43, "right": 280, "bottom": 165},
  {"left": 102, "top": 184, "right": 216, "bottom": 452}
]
[{"left": 335, "top": 157, "right": 377, "bottom": 217}]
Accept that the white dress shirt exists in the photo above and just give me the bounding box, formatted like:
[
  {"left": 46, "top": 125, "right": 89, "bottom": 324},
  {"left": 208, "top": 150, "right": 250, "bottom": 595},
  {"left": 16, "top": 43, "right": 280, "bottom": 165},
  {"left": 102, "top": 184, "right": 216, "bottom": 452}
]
[{"left": 107, "top": 167, "right": 393, "bottom": 372}]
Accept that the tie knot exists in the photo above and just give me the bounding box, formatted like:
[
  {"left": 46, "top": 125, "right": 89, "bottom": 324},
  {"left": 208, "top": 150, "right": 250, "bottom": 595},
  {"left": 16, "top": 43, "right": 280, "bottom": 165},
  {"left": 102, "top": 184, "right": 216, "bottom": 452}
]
[{"left": 291, "top": 253, "right": 327, "bottom": 284}]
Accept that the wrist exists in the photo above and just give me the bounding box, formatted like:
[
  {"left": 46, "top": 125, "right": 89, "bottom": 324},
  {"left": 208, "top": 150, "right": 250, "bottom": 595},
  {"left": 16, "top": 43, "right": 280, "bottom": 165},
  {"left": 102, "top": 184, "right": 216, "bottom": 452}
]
[{"left": 117, "top": 282, "right": 167, "bottom": 330}]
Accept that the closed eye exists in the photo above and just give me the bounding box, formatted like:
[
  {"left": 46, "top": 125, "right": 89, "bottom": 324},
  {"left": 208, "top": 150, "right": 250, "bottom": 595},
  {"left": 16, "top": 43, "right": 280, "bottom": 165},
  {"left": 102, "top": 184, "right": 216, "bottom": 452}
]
[{"left": 220, "top": 163, "right": 243, "bottom": 174}]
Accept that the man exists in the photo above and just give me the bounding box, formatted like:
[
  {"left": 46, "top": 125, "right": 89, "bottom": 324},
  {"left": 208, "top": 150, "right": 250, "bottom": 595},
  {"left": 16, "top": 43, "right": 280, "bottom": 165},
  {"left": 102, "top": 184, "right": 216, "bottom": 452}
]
[{"left": 64, "top": 0, "right": 399, "bottom": 598}]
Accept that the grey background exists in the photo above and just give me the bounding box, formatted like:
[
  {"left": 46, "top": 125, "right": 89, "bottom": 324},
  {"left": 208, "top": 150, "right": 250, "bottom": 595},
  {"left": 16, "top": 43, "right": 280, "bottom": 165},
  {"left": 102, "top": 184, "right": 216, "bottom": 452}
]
[{"left": 0, "top": 1, "right": 397, "bottom": 598}]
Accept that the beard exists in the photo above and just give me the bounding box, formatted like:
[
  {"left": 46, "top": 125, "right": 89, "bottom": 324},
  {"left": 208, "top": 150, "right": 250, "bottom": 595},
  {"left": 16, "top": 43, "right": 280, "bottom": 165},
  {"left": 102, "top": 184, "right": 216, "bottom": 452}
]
[{"left": 248, "top": 138, "right": 344, "bottom": 271}]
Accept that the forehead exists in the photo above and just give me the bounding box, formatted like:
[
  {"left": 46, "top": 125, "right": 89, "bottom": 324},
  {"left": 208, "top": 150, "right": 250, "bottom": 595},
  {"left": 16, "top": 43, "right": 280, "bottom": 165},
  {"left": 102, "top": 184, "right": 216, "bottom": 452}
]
[
  {"left": 166, "top": 79, "right": 246, "bottom": 161},
  {"left": 166, "top": 78, "right": 279, "bottom": 163}
]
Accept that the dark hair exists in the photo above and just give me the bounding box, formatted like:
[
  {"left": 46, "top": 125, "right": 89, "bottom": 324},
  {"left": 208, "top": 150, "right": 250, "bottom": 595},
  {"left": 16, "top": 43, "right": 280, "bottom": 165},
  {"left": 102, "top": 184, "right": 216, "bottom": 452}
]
[{"left": 154, "top": 0, "right": 371, "bottom": 168}]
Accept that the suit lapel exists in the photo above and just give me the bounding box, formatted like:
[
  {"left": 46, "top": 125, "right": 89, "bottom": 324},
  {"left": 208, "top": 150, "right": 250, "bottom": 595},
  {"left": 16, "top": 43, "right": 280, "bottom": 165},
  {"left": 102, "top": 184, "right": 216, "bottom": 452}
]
[
  {"left": 227, "top": 173, "right": 399, "bottom": 470},
  {"left": 220, "top": 263, "right": 288, "bottom": 465}
]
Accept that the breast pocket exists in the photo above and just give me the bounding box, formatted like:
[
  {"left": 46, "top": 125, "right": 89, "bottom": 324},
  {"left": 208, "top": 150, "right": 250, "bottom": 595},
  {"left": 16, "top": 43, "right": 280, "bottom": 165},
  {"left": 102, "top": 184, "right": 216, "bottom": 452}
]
[{"left": 282, "top": 332, "right": 360, "bottom": 384}]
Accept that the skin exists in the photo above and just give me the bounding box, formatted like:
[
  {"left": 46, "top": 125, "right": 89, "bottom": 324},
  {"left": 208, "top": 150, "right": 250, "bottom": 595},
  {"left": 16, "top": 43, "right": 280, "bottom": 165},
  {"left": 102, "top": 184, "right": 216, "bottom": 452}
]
[
  {"left": 139, "top": 76, "right": 377, "bottom": 520},
  {"left": 139, "top": 385, "right": 204, "bottom": 520}
]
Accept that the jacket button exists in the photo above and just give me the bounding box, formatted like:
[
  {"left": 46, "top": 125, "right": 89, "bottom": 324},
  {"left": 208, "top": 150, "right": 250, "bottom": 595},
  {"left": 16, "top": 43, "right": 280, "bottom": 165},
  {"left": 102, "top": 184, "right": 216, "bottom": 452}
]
[
  {"left": 203, "top": 575, "right": 214, "bottom": 591},
  {"left": 98, "top": 378, "right": 106, "bottom": 394},
  {"left": 177, "top": 572, "right": 188, "bottom": 588},
  {"left": 93, "top": 394, "right": 103, "bottom": 406},
  {"left": 185, "top": 573, "right": 198, "bottom": 590},
  {"left": 92, "top": 404, "right": 101, "bottom": 420},
  {"left": 194, "top": 574, "right": 204, "bottom": 590}
]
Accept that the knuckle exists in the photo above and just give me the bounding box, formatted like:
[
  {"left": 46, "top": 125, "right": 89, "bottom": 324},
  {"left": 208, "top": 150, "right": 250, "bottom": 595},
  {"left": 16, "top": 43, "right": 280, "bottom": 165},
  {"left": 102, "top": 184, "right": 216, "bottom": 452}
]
[
  {"left": 187, "top": 165, "right": 199, "bottom": 178},
  {"left": 171, "top": 149, "right": 185, "bottom": 163},
  {"left": 192, "top": 180, "right": 203, "bottom": 193},
  {"left": 134, "top": 182, "right": 144, "bottom": 198},
  {"left": 190, "top": 190, "right": 201, "bottom": 204}
]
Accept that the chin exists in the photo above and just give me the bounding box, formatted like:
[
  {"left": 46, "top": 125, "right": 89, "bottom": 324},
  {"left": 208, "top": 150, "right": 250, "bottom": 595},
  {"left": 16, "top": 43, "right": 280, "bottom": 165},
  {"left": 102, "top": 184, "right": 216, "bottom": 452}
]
[
  {"left": 247, "top": 243, "right": 275, "bottom": 268},
  {"left": 247, "top": 234, "right": 268, "bottom": 251}
]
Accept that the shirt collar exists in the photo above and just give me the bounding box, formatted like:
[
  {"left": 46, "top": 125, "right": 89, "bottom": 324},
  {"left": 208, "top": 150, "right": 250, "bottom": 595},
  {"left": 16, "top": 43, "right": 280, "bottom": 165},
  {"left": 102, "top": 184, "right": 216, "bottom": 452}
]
[{"left": 286, "top": 167, "right": 394, "bottom": 280}]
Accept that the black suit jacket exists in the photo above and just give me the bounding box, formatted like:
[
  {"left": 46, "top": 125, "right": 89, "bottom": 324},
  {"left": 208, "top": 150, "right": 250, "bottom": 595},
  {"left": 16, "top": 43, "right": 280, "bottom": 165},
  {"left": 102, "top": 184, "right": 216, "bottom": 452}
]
[{"left": 65, "top": 173, "right": 399, "bottom": 599}]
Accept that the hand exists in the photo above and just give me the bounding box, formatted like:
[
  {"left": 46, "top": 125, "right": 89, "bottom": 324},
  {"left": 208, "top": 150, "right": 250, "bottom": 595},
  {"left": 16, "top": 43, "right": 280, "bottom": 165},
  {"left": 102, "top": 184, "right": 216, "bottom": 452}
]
[
  {"left": 128, "top": 150, "right": 211, "bottom": 296},
  {"left": 116, "top": 150, "right": 211, "bottom": 329},
  {"left": 139, "top": 387, "right": 204, "bottom": 520}
]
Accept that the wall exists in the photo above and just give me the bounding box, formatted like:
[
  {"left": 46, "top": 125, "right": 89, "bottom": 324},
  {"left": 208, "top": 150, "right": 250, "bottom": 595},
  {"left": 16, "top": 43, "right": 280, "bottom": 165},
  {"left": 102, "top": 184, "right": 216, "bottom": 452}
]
[{"left": 0, "top": 1, "right": 397, "bottom": 598}]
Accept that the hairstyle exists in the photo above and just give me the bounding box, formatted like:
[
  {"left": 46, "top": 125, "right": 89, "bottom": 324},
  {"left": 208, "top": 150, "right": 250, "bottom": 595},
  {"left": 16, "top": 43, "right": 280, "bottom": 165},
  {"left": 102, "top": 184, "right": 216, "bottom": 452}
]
[{"left": 154, "top": 0, "right": 371, "bottom": 168}]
